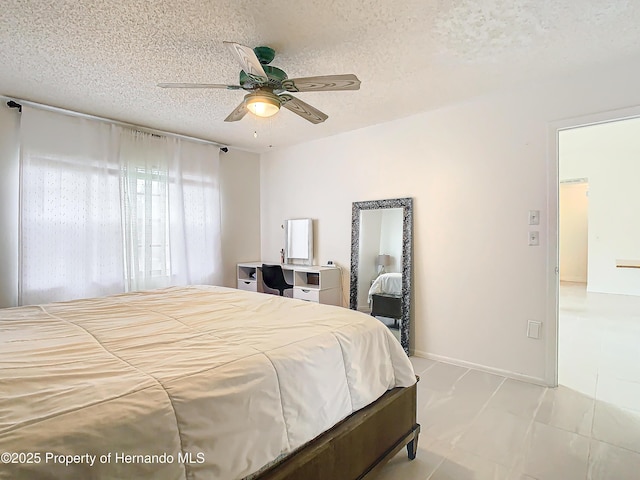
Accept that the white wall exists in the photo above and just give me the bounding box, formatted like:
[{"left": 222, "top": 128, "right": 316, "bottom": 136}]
[
  {"left": 358, "top": 209, "right": 383, "bottom": 309},
  {"left": 0, "top": 100, "right": 20, "bottom": 308},
  {"left": 559, "top": 183, "right": 589, "bottom": 283},
  {"left": 260, "top": 54, "right": 640, "bottom": 382},
  {"left": 379, "top": 208, "right": 403, "bottom": 273},
  {"left": 560, "top": 119, "right": 640, "bottom": 296},
  {"left": 219, "top": 149, "right": 261, "bottom": 288}
]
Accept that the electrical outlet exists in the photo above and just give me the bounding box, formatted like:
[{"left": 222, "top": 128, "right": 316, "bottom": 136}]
[{"left": 528, "top": 231, "right": 539, "bottom": 246}]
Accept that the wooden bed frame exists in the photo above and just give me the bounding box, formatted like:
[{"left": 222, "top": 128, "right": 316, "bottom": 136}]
[
  {"left": 371, "top": 293, "right": 402, "bottom": 328},
  {"left": 255, "top": 380, "right": 420, "bottom": 480}
]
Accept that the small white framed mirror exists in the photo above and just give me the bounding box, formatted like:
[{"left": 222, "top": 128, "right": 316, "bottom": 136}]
[{"left": 284, "top": 218, "right": 313, "bottom": 266}]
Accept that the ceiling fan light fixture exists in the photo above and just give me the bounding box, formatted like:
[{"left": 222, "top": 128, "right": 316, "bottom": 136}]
[
  {"left": 159, "top": 42, "right": 360, "bottom": 124},
  {"left": 245, "top": 91, "right": 280, "bottom": 118}
]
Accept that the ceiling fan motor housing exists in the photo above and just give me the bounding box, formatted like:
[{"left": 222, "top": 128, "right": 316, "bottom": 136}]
[
  {"left": 253, "top": 46, "right": 275, "bottom": 65},
  {"left": 239, "top": 65, "right": 288, "bottom": 91}
]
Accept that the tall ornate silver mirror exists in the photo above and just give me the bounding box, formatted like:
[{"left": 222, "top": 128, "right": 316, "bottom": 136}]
[{"left": 349, "top": 198, "right": 413, "bottom": 354}]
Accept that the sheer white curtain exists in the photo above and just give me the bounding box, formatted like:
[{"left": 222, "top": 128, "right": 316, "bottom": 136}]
[
  {"left": 0, "top": 99, "right": 21, "bottom": 308},
  {"left": 119, "top": 130, "right": 222, "bottom": 290},
  {"left": 168, "top": 139, "right": 222, "bottom": 287},
  {"left": 19, "top": 106, "right": 222, "bottom": 305},
  {"left": 19, "top": 107, "right": 124, "bottom": 304}
]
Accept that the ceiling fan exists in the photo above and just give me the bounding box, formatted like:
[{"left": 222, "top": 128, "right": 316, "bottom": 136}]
[{"left": 158, "top": 42, "right": 360, "bottom": 124}]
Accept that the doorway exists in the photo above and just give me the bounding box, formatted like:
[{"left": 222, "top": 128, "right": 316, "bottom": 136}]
[{"left": 556, "top": 116, "right": 640, "bottom": 410}]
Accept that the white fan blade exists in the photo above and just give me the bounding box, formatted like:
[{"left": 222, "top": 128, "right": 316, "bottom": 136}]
[
  {"left": 223, "top": 41, "right": 268, "bottom": 83},
  {"left": 158, "top": 83, "right": 242, "bottom": 90},
  {"left": 224, "top": 100, "right": 248, "bottom": 122},
  {"left": 281, "top": 74, "right": 361, "bottom": 92},
  {"left": 279, "top": 94, "right": 328, "bottom": 124}
]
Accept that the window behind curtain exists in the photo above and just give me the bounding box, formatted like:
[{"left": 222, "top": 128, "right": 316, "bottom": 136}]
[
  {"left": 120, "top": 130, "right": 173, "bottom": 291},
  {"left": 138, "top": 167, "right": 170, "bottom": 276}
]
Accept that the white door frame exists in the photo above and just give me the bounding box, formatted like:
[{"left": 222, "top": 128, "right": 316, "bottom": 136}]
[{"left": 546, "top": 105, "right": 640, "bottom": 387}]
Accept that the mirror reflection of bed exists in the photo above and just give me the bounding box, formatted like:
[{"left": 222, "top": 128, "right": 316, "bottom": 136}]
[{"left": 369, "top": 272, "right": 403, "bottom": 341}]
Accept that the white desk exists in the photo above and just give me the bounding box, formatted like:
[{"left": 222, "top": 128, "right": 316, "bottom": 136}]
[{"left": 237, "top": 262, "right": 341, "bottom": 306}]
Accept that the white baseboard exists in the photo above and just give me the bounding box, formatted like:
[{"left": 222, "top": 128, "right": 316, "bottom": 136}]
[
  {"left": 560, "top": 276, "right": 587, "bottom": 283},
  {"left": 411, "top": 349, "right": 550, "bottom": 387}
]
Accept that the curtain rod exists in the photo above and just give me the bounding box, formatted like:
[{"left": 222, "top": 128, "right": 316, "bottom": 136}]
[{"left": 4, "top": 96, "right": 229, "bottom": 151}]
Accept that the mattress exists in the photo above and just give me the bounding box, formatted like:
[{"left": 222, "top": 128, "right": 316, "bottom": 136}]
[
  {"left": 368, "top": 272, "right": 402, "bottom": 302},
  {"left": 0, "top": 285, "right": 415, "bottom": 479}
]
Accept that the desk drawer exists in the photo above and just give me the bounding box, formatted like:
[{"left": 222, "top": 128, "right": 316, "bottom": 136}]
[
  {"left": 237, "top": 280, "right": 258, "bottom": 292},
  {"left": 294, "top": 287, "right": 320, "bottom": 302}
]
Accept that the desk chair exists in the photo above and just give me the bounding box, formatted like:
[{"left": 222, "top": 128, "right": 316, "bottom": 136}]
[{"left": 261, "top": 264, "right": 294, "bottom": 297}]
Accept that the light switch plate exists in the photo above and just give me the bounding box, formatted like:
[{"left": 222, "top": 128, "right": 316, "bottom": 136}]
[
  {"left": 528, "top": 231, "right": 539, "bottom": 246},
  {"left": 528, "top": 210, "right": 540, "bottom": 225}
]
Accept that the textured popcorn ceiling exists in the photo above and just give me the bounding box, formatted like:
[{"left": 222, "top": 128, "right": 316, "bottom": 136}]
[{"left": 1, "top": 0, "right": 640, "bottom": 152}]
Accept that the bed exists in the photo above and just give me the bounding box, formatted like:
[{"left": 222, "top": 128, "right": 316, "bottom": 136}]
[
  {"left": 368, "top": 273, "right": 403, "bottom": 323},
  {"left": 0, "top": 285, "right": 419, "bottom": 479}
]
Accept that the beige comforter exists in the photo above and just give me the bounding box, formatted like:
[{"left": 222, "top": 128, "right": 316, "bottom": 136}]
[{"left": 0, "top": 286, "right": 415, "bottom": 479}]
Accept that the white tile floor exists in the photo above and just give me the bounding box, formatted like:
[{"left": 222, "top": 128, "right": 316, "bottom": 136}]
[
  {"left": 377, "top": 283, "right": 640, "bottom": 480},
  {"left": 558, "top": 282, "right": 640, "bottom": 413}
]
